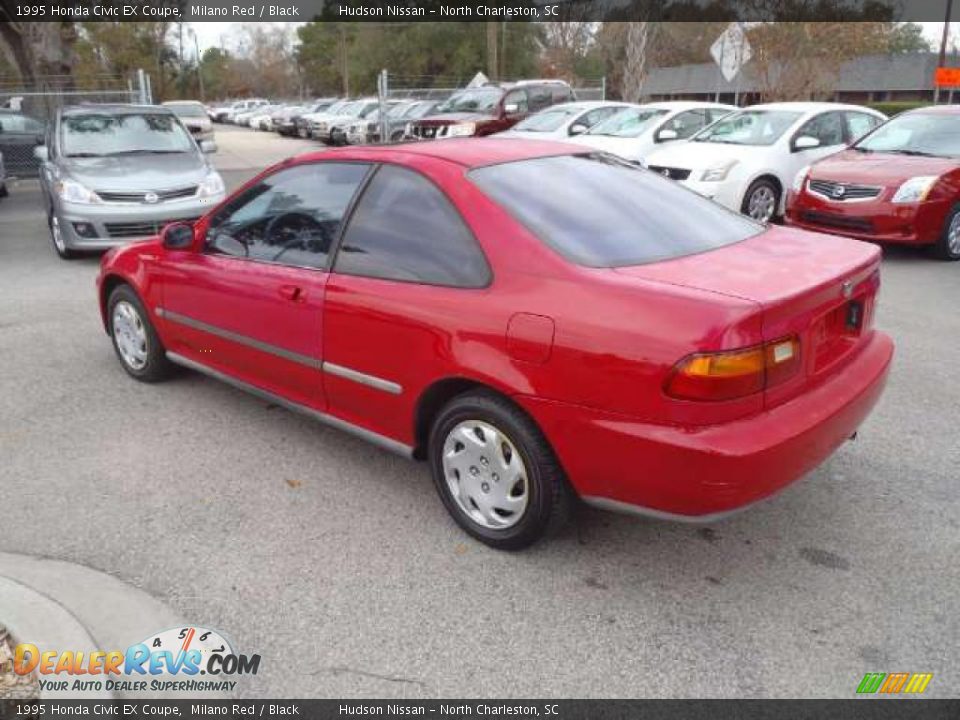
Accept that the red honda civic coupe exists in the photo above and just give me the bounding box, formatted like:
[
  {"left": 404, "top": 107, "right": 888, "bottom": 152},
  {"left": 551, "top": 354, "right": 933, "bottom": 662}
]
[
  {"left": 97, "top": 139, "right": 893, "bottom": 549},
  {"left": 787, "top": 105, "right": 960, "bottom": 260}
]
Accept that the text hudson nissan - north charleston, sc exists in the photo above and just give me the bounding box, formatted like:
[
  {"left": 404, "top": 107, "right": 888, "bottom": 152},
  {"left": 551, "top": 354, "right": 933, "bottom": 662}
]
[{"left": 96, "top": 140, "right": 893, "bottom": 549}]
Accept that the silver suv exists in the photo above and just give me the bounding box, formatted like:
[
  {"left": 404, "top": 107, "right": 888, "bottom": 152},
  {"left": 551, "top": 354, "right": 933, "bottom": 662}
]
[{"left": 36, "top": 104, "right": 225, "bottom": 259}]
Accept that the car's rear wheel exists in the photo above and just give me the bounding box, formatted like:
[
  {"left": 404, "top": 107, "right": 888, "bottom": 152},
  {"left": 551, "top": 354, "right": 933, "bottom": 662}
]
[
  {"left": 0, "top": 182, "right": 8, "bottom": 198},
  {"left": 429, "top": 391, "right": 573, "bottom": 550},
  {"left": 48, "top": 211, "right": 76, "bottom": 260},
  {"left": 934, "top": 204, "right": 960, "bottom": 261},
  {"left": 742, "top": 178, "right": 780, "bottom": 223},
  {"left": 297, "top": 126, "right": 310, "bottom": 139},
  {"left": 107, "top": 285, "right": 173, "bottom": 382}
]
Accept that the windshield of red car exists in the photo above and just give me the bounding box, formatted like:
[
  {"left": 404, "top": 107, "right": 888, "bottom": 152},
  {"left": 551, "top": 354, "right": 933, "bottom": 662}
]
[
  {"left": 854, "top": 112, "right": 960, "bottom": 158},
  {"left": 470, "top": 154, "right": 762, "bottom": 267}
]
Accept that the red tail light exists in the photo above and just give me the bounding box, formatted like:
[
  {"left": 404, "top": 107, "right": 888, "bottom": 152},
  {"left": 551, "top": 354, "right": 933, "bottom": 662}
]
[{"left": 665, "top": 336, "right": 801, "bottom": 402}]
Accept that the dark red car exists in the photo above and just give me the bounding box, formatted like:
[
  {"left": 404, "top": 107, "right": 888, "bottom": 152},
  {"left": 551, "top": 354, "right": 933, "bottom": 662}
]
[
  {"left": 97, "top": 140, "right": 893, "bottom": 549},
  {"left": 787, "top": 105, "right": 960, "bottom": 260},
  {"left": 407, "top": 80, "right": 575, "bottom": 140}
]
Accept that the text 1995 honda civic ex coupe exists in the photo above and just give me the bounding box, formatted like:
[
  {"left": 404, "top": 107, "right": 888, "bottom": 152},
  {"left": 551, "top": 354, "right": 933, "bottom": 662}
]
[{"left": 97, "top": 139, "right": 894, "bottom": 550}]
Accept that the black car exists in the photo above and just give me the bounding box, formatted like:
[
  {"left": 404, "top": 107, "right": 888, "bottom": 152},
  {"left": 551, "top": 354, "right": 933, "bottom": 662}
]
[{"left": 0, "top": 109, "right": 46, "bottom": 177}]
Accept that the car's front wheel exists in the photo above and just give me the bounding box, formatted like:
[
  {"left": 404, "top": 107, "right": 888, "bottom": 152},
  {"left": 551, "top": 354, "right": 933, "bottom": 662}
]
[
  {"left": 0, "top": 182, "right": 8, "bottom": 198},
  {"left": 741, "top": 178, "right": 780, "bottom": 223},
  {"left": 429, "top": 391, "right": 573, "bottom": 550},
  {"left": 48, "top": 211, "right": 76, "bottom": 260},
  {"left": 934, "top": 204, "right": 960, "bottom": 261},
  {"left": 107, "top": 285, "right": 173, "bottom": 382}
]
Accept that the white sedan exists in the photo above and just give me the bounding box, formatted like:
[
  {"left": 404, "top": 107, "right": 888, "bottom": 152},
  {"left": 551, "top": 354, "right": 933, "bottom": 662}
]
[
  {"left": 642, "top": 101, "right": 887, "bottom": 222},
  {"left": 567, "top": 101, "right": 736, "bottom": 163},
  {"left": 495, "top": 101, "right": 635, "bottom": 140}
]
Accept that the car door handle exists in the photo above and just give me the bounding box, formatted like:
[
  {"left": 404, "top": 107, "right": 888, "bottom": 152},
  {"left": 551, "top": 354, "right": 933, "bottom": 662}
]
[{"left": 278, "top": 285, "right": 305, "bottom": 303}]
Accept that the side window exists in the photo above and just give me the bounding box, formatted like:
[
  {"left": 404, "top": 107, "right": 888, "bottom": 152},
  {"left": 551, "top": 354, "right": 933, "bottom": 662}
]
[
  {"left": 552, "top": 87, "right": 572, "bottom": 104},
  {"left": 334, "top": 165, "right": 490, "bottom": 288},
  {"left": 528, "top": 86, "right": 552, "bottom": 112},
  {"left": 797, "top": 112, "right": 846, "bottom": 147},
  {"left": 846, "top": 112, "right": 882, "bottom": 142},
  {"left": 206, "top": 162, "right": 369, "bottom": 269},
  {"left": 663, "top": 109, "right": 710, "bottom": 139},
  {"left": 579, "top": 106, "right": 620, "bottom": 130},
  {"left": 503, "top": 89, "right": 529, "bottom": 115}
]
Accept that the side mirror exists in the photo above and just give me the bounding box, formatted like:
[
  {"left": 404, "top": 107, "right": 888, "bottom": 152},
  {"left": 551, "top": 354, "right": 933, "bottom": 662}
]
[
  {"left": 161, "top": 222, "right": 195, "bottom": 250},
  {"left": 504, "top": 103, "right": 520, "bottom": 115},
  {"left": 199, "top": 139, "right": 217, "bottom": 154},
  {"left": 568, "top": 123, "right": 589, "bottom": 136},
  {"left": 793, "top": 135, "right": 821, "bottom": 151},
  {"left": 34, "top": 145, "right": 48, "bottom": 161},
  {"left": 656, "top": 128, "right": 679, "bottom": 142}
]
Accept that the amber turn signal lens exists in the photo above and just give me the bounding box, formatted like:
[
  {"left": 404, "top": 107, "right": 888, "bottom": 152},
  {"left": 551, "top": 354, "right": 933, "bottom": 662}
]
[{"left": 665, "top": 336, "right": 801, "bottom": 402}]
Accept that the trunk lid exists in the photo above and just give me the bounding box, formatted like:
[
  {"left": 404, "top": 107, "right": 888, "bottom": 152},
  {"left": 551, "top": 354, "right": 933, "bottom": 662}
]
[{"left": 615, "top": 225, "right": 882, "bottom": 406}]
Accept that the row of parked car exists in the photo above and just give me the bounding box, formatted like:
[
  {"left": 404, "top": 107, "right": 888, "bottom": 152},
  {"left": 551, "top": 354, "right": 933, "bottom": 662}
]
[{"left": 280, "top": 77, "right": 950, "bottom": 260}]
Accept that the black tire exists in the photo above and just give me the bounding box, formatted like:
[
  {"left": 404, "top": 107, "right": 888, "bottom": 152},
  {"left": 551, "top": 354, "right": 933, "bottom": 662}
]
[
  {"left": 741, "top": 177, "right": 781, "bottom": 223},
  {"left": 0, "top": 183, "right": 8, "bottom": 198},
  {"left": 48, "top": 210, "right": 77, "bottom": 260},
  {"left": 106, "top": 284, "right": 174, "bottom": 382},
  {"left": 428, "top": 391, "right": 573, "bottom": 550},
  {"left": 933, "top": 203, "right": 960, "bottom": 261},
  {"left": 297, "top": 126, "right": 310, "bottom": 139}
]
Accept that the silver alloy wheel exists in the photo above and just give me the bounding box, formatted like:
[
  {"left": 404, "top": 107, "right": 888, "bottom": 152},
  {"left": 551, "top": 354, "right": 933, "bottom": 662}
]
[
  {"left": 112, "top": 301, "right": 149, "bottom": 370},
  {"left": 948, "top": 213, "right": 960, "bottom": 256},
  {"left": 747, "top": 185, "right": 777, "bottom": 223},
  {"left": 50, "top": 215, "right": 67, "bottom": 254},
  {"left": 442, "top": 420, "right": 530, "bottom": 530}
]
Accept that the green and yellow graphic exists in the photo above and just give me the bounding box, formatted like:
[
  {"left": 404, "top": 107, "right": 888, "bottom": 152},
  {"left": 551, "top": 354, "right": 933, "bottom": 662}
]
[{"left": 857, "top": 672, "right": 933, "bottom": 694}]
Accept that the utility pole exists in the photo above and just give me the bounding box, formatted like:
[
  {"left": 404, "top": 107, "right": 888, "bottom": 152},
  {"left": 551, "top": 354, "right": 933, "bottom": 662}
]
[
  {"left": 191, "top": 29, "right": 205, "bottom": 102},
  {"left": 486, "top": 22, "right": 498, "bottom": 81},
  {"left": 936, "top": 1, "right": 953, "bottom": 103},
  {"left": 339, "top": 25, "right": 350, "bottom": 97}
]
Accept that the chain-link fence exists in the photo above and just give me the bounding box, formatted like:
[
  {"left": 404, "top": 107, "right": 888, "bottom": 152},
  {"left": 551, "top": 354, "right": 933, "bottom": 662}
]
[{"left": 0, "top": 72, "right": 147, "bottom": 178}]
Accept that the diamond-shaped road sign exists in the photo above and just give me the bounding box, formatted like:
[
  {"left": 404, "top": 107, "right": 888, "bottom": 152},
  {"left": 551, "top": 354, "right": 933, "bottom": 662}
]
[{"left": 711, "top": 23, "right": 753, "bottom": 83}]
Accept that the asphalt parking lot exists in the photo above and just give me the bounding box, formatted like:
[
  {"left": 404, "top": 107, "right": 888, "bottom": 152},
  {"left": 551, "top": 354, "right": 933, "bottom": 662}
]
[{"left": 1, "top": 125, "right": 957, "bottom": 699}]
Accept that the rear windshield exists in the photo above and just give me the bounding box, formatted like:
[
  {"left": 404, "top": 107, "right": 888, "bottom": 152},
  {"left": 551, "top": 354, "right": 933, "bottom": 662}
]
[{"left": 469, "top": 154, "right": 762, "bottom": 267}]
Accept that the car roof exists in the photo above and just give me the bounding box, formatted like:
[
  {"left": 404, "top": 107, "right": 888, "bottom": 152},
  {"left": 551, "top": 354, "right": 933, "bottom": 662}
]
[
  {"left": 644, "top": 101, "right": 736, "bottom": 110},
  {"left": 301, "top": 137, "right": 583, "bottom": 169},
  {"left": 740, "top": 101, "right": 881, "bottom": 114},
  {"left": 61, "top": 104, "right": 173, "bottom": 117},
  {"left": 907, "top": 104, "right": 960, "bottom": 115},
  {"left": 541, "top": 101, "right": 634, "bottom": 112},
  {"left": 163, "top": 100, "right": 203, "bottom": 106}
]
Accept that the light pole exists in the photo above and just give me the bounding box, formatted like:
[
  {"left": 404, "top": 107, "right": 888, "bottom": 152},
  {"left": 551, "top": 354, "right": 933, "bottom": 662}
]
[
  {"left": 936, "top": 2, "right": 954, "bottom": 103},
  {"left": 190, "top": 28, "right": 205, "bottom": 102}
]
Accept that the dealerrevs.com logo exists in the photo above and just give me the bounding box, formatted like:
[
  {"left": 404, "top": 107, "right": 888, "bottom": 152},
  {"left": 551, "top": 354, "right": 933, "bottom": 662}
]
[{"left": 10, "top": 626, "right": 260, "bottom": 694}]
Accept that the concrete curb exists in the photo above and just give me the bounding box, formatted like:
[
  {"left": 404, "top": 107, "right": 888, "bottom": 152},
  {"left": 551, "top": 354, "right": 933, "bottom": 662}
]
[
  {"left": 0, "top": 576, "right": 113, "bottom": 700},
  {"left": 0, "top": 553, "right": 229, "bottom": 700}
]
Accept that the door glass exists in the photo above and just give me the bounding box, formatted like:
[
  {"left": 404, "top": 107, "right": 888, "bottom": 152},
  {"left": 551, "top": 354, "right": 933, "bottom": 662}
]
[
  {"left": 207, "top": 163, "right": 369, "bottom": 269},
  {"left": 663, "top": 109, "right": 709, "bottom": 139},
  {"left": 504, "top": 89, "right": 529, "bottom": 115},
  {"left": 797, "top": 112, "right": 845, "bottom": 146},
  {"left": 335, "top": 165, "right": 490, "bottom": 288}
]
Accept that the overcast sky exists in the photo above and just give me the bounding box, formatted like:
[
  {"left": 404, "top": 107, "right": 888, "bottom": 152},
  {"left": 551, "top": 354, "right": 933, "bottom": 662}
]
[{"left": 188, "top": 22, "right": 958, "bottom": 58}]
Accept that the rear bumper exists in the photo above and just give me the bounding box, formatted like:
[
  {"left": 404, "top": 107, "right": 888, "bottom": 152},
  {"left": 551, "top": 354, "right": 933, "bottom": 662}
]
[
  {"left": 785, "top": 192, "right": 946, "bottom": 246},
  {"left": 519, "top": 330, "right": 893, "bottom": 520}
]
